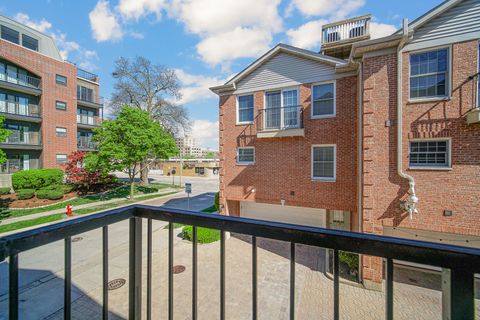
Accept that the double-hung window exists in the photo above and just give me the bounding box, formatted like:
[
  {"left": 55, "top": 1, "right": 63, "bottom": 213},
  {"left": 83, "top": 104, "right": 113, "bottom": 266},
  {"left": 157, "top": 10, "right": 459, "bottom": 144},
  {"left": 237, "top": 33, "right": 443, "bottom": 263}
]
[
  {"left": 56, "top": 74, "right": 67, "bottom": 86},
  {"left": 1, "top": 25, "right": 19, "bottom": 44},
  {"left": 312, "top": 145, "right": 336, "bottom": 180},
  {"left": 410, "top": 48, "right": 449, "bottom": 99},
  {"left": 237, "top": 95, "right": 254, "bottom": 124},
  {"left": 237, "top": 147, "right": 255, "bottom": 165},
  {"left": 56, "top": 101, "right": 67, "bottom": 110},
  {"left": 22, "top": 34, "right": 38, "bottom": 51},
  {"left": 312, "top": 82, "right": 335, "bottom": 118},
  {"left": 409, "top": 140, "right": 450, "bottom": 168},
  {"left": 56, "top": 127, "right": 67, "bottom": 137}
]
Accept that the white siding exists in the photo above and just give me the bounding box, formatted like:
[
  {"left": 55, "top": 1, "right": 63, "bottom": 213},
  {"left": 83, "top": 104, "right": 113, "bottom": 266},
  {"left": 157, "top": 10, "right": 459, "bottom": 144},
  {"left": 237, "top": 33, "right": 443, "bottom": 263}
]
[
  {"left": 235, "top": 52, "right": 337, "bottom": 94},
  {"left": 407, "top": 0, "right": 480, "bottom": 50}
]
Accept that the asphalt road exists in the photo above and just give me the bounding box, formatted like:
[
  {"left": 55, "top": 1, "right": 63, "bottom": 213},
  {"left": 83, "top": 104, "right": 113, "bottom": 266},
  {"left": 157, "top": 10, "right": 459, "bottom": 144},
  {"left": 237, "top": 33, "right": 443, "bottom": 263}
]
[{"left": 0, "top": 174, "right": 219, "bottom": 319}]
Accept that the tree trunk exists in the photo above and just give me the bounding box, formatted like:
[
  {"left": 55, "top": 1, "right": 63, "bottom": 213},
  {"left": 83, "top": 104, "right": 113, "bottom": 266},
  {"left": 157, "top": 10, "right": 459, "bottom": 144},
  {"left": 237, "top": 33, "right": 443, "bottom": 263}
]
[
  {"left": 140, "top": 161, "right": 149, "bottom": 185},
  {"left": 130, "top": 179, "right": 135, "bottom": 200}
]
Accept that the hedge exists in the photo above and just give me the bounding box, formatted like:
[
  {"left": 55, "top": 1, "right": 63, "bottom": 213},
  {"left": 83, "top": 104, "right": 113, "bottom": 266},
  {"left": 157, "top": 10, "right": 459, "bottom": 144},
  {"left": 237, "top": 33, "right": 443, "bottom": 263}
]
[
  {"left": 36, "top": 188, "right": 64, "bottom": 200},
  {"left": 17, "top": 189, "right": 35, "bottom": 200},
  {"left": 0, "top": 187, "right": 11, "bottom": 195},
  {"left": 12, "top": 169, "right": 64, "bottom": 190}
]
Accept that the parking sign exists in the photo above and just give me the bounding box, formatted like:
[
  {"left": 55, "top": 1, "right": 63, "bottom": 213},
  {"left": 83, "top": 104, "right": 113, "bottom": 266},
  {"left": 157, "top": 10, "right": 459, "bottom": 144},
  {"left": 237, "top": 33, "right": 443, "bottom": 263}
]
[{"left": 185, "top": 183, "right": 192, "bottom": 194}]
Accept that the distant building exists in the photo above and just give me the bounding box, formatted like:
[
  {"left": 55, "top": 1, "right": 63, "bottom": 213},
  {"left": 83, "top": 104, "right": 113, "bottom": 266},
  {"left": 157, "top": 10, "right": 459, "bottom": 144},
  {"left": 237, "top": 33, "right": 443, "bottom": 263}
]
[
  {"left": 175, "top": 136, "right": 218, "bottom": 159},
  {"left": 0, "top": 14, "right": 103, "bottom": 173}
]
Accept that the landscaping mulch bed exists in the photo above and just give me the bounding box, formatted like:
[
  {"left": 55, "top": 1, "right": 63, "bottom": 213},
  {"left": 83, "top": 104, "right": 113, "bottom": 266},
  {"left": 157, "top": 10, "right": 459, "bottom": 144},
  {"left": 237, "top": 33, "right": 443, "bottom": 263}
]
[{"left": 1, "top": 192, "right": 78, "bottom": 209}]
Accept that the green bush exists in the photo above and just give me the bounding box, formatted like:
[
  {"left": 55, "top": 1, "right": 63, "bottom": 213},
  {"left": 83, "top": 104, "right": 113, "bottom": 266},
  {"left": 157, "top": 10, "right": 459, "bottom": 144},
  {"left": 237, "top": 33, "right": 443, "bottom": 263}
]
[
  {"left": 182, "top": 225, "right": 221, "bottom": 244},
  {"left": 0, "top": 187, "right": 11, "bottom": 195},
  {"left": 214, "top": 192, "right": 220, "bottom": 211},
  {"left": 339, "top": 251, "right": 359, "bottom": 271},
  {"left": 16, "top": 189, "right": 35, "bottom": 200},
  {"left": 36, "top": 188, "right": 64, "bottom": 200},
  {"left": 12, "top": 169, "right": 64, "bottom": 190},
  {"left": 62, "top": 184, "right": 75, "bottom": 194}
]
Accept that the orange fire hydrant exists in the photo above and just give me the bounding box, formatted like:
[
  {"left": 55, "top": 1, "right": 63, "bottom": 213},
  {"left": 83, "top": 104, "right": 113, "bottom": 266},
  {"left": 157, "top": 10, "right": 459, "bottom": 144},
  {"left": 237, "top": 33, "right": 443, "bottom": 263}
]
[{"left": 66, "top": 203, "right": 73, "bottom": 217}]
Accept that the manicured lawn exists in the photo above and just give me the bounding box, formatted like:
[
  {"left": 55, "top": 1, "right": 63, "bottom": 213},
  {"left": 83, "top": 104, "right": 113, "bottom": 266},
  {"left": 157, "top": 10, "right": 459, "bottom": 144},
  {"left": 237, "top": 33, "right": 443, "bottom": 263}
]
[
  {"left": 179, "top": 204, "right": 221, "bottom": 243},
  {"left": 0, "top": 190, "right": 180, "bottom": 234},
  {"left": 0, "top": 183, "right": 175, "bottom": 220}
]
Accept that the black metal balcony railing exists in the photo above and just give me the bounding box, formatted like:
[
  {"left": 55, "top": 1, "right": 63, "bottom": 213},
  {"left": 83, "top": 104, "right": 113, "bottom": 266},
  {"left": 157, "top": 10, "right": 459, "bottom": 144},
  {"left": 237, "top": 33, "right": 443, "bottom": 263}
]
[
  {"left": 77, "top": 95, "right": 104, "bottom": 105},
  {"left": 257, "top": 105, "right": 304, "bottom": 131},
  {"left": 77, "top": 68, "right": 98, "bottom": 82},
  {"left": 4, "top": 131, "right": 41, "bottom": 145},
  {"left": 77, "top": 137, "right": 96, "bottom": 150},
  {"left": 0, "top": 205, "right": 479, "bottom": 320},
  {"left": 470, "top": 72, "right": 480, "bottom": 109},
  {"left": 0, "top": 102, "right": 41, "bottom": 117},
  {"left": 0, "top": 72, "right": 41, "bottom": 90}
]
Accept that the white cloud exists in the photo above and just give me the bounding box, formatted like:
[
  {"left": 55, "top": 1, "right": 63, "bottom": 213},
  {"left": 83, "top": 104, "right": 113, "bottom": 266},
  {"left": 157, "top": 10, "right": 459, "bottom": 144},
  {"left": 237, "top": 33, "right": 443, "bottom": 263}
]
[
  {"left": 190, "top": 120, "right": 219, "bottom": 148},
  {"left": 169, "top": 0, "right": 282, "bottom": 35},
  {"left": 175, "top": 69, "right": 225, "bottom": 104},
  {"left": 289, "top": 0, "right": 365, "bottom": 20},
  {"left": 14, "top": 13, "right": 52, "bottom": 33},
  {"left": 13, "top": 13, "right": 98, "bottom": 69},
  {"left": 286, "top": 19, "right": 327, "bottom": 50},
  {"left": 197, "top": 27, "right": 272, "bottom": 68},
  {"left": 370, "top": 22, "right": 397, "bottom": 39},
  {"left": 169, "top": 0, "right": 282, "bottom": 68},
  {"left": 118, "top": 0, "right": 166, "bottom": 20},
  {"left": 89, "top": 0, "right": 123, "bottom": 42}
]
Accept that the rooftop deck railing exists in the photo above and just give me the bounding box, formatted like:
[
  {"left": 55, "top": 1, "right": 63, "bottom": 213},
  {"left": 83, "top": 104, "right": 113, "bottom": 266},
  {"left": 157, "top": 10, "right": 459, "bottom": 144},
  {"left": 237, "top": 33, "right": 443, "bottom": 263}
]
[
  {"left": 76, "top": 68, "right": 99, "bottom": 82},
  {"left": 0, "top": 205, "right": 479, "bottom": 320},
  {"left": 321, "top": 15, "right": 371, "bottom": 47}
]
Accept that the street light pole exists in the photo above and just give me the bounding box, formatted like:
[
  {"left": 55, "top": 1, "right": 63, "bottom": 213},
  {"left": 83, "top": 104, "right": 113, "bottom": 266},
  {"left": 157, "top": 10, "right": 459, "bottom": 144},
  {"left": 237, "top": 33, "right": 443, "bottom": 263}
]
[{"left": 179, "top": 148, "right": 183, "bottom": 187}]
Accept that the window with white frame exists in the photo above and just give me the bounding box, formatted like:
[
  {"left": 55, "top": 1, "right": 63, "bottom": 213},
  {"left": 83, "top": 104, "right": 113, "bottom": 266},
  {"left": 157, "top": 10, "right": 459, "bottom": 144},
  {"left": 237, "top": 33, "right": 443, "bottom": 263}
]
[
  {"left": 56, "top": 154, "right": 68, "bottom": 164},
  {"left": 312, "top": 82, "right": 335, "bottom": 117},
  {"left": 409, "top": 140, "right": 450, "bottom": 168},
  {"left": 410, "top": 48, "right": 449, "bottom": 99},
  {"left": 312, "top": 145, "right": 336, "bottom": 180},
  {"left": 237, "top": 147, "right": 255, "bottom": 164},
  {"left": 56, "top": 127, "right": 67, "bottom": 137},
  {"left": 237, "top": 94, "right": 254, "bottom": 123}
]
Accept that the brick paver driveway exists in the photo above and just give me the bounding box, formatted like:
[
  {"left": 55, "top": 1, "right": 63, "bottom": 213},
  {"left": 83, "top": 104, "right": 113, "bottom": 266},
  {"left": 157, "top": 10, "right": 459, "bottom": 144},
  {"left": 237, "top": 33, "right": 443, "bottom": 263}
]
[{"left": 42, "top": 219, "right": 479, "bottom": 320}]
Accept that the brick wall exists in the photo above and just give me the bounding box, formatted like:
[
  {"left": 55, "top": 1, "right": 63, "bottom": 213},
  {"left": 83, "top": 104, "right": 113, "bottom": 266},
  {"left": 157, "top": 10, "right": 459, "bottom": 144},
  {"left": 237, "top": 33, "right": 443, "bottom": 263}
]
[
  {"left": 0, "top": 39, "right": 78, "bottom": 169},
  {"left": 219, "top": 76, "right": 359, "bottom": 227},
  {"left": 361, "top": 40, "right": 480, "bottom": 283}
]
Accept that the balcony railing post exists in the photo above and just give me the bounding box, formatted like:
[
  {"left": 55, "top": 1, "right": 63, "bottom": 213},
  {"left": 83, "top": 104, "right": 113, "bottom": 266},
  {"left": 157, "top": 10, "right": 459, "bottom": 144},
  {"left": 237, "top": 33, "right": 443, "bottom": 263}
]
[
  {"left": 442, "top": 267, "right": 475, "bottom": 320},
  {"left": 129, "top": 217, "right": 142, "bottom": 320}
]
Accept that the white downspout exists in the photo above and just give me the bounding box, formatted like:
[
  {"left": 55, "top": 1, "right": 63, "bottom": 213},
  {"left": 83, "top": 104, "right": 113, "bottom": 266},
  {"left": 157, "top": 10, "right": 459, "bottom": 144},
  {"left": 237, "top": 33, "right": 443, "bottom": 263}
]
[
  {"left": 357, "top": 61, "right": 363, "bottom": 233},
  {"left": 397, "top": 18, "right": 418, "bottom": 219}
]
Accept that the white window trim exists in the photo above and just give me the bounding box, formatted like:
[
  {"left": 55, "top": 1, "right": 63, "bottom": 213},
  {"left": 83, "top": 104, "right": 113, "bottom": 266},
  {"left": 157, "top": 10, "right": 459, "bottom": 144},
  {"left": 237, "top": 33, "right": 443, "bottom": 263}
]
[
  {"left": 56, "top": 154, "right": 68, "bottom": 163},
  {"left": 236, "top": 146, "right": 255, "bottom": 165},
  {"left": 236, "top": 94, "right": 255, "bottom": 125},
  {"left": 408, "top": 137, "right": 452, "bottom": 170},
  {"left": 263, "top": 86, "right": 300, "bottom": 130},
  {"left": 311, "top": 144, "right": 336, "bottom": 181},
  {"left": 408, "top": 45, "right": 452, "bottom": 103},
  {"left": 311, "top": 80, "right": 336, "bottom": 119},
  {"left": 55, "top": 127, "right": 67, "bottom": 137}
]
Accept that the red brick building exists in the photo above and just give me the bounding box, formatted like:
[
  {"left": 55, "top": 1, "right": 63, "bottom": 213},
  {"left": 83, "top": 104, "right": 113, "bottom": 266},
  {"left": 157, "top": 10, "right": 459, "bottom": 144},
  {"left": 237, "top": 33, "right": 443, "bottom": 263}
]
[
  {"left": 0, "top": 14, "right": 102, "bottom": 173},
  {"left": 211, "top": 0, "right": 480, "bottom": 287}
]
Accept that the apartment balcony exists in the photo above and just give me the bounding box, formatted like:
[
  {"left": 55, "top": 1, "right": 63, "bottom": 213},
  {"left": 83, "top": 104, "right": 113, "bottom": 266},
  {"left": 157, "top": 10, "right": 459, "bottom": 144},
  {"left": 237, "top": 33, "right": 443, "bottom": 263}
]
[
  {"left": 77, "top": 137, "right": 96, "bottom": 151},
  {"left": 0, "top": 102, "right": 41, "bottom": 123},
  {"left": 77, "top": 115, "right": 101, "bottom": 129},
  {"left": 0, "top": 131, "right": 42, "bottom": 150},
  {"left": 0, "top": 205, "right": 478, "bottom": 319},
  {"left": 321, "top": 15, "right": 371, "bottom": 59},
  {"left": 465, "top": 72, "right": 480, "bottom": 125},
  {"left": 77, "top": 95, "right": 104, "bottom": 109},
  {"left": 0, "top": 157, "right": 40, "bottom": 173},
  {"left": 0, "top": 71, "right": 41, "bottom": 96},
  {"left": 257, "top": 105, "right": 304, "bottom": 138}
]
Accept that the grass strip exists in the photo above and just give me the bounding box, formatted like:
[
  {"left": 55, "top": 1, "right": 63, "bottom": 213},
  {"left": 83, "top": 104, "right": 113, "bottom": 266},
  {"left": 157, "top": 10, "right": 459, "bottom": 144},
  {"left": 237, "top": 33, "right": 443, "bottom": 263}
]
[
  {"left": 0, "top": 184, "right": 176, "bottom": 220},
  {"left": 0, "top": 190, "right": 180, "bottom": 234}
]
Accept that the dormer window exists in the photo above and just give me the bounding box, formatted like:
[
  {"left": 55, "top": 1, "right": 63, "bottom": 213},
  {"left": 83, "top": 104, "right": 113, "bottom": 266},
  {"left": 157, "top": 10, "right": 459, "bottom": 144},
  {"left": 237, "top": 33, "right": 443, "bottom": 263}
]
[
  {"left": 22, "top": 34, "right": 38, "bottom": 51},
  {"left": 1, "top": 25, "right": 19, "bottom": 44}
]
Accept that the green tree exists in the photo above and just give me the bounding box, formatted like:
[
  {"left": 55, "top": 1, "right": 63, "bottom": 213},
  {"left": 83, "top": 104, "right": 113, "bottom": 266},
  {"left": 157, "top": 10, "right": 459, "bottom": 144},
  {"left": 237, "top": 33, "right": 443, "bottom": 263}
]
[
  {"left": 85, "top": 106, "right": 178, "bottom": 199},
  {"left": 0, "top": 115, "right": 11, "bottom": 165}
]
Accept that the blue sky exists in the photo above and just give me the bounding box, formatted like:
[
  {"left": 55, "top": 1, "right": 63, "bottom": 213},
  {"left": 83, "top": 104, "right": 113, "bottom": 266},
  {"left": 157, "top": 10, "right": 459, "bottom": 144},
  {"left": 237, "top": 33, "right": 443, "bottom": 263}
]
[{"left": 0, "top": 0, "right": 442, "bottom": 148}]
